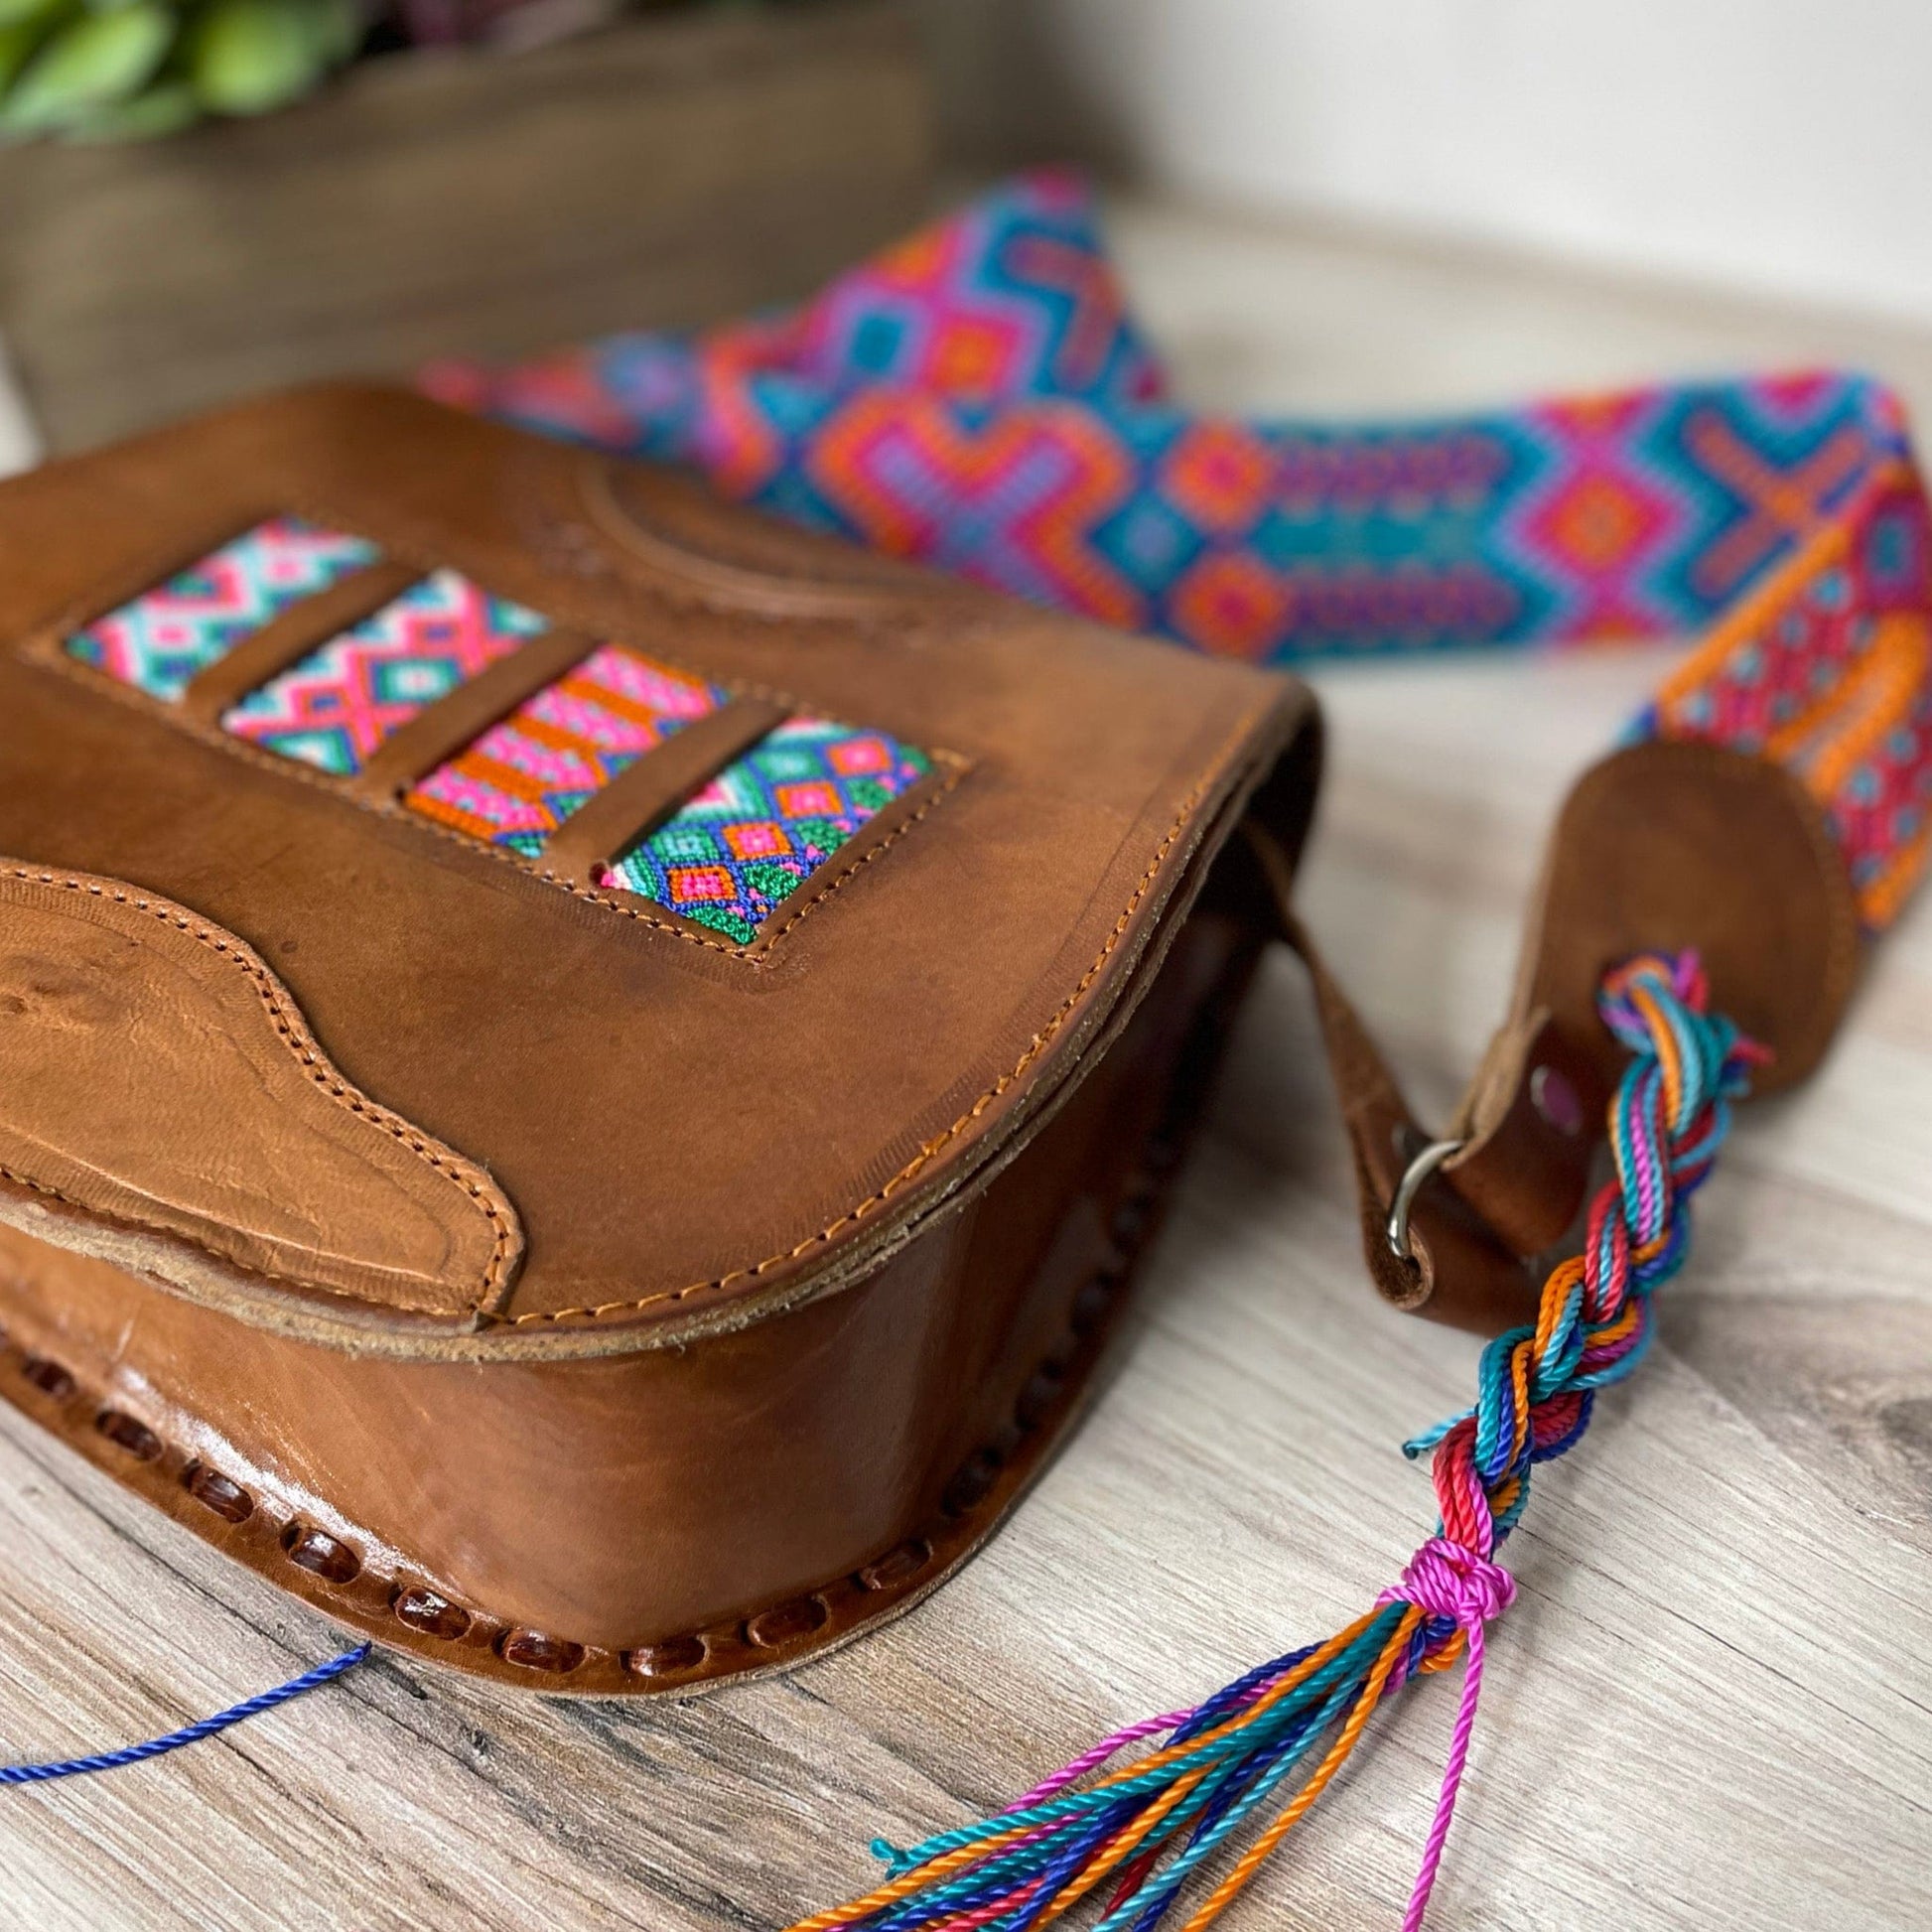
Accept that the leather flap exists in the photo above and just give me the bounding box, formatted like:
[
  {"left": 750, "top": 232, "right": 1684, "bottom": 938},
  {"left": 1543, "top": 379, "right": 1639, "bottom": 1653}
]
[
  {"left": 0, "top": 383, "right": 1307, "bottom": 1355},
  {"left": 0, "top": 863, "right": 522, "bottom": 1331}
]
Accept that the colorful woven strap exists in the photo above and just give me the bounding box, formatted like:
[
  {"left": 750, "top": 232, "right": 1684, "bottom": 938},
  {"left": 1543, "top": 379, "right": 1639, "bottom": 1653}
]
[{"left": 428, "top": 169, "right": 1932, "bottom": 929}]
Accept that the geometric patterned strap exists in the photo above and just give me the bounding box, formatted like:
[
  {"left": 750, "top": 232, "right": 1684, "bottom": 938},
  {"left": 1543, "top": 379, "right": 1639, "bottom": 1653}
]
[
  {"left": 1639, "top": 454, "right": 1930, "bottom": 925},
  {"left": 427, "top": 169, "right": 1932, "bottom": 929}
]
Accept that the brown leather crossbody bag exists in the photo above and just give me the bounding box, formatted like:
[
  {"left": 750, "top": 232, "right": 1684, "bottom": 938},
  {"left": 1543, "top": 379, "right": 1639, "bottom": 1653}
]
[{"left": 0, "top": 383, "right": 1854, "bottom": 1705}]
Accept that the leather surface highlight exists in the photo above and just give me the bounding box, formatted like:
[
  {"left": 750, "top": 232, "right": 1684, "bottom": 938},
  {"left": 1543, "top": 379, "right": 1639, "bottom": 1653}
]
[
  {"left": 0, "top": 864, "right": 522, "bottom": 1325},
  {"left": 0, "top": 905, "right": 1251, "bottom": 1691}
]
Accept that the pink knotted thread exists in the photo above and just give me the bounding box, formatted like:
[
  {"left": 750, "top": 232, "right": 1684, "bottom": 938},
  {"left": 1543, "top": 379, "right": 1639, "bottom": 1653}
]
[{"left": 1378, "top": 1537, "right": 1518, "bottom": 1932}]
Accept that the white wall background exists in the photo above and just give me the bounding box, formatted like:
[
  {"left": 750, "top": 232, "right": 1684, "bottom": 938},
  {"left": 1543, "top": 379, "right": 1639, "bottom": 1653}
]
[{"left": 925, "top": 0, "right": 1932, "bottom": 325}]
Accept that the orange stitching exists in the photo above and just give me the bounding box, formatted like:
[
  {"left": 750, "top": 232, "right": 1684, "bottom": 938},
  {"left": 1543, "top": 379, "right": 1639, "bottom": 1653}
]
[
  {"left": 502, "top": 732, "right": 1250, "bottom": 1327},
  {"left": 549, "top": 752, "right": 970, "bottom": 954},
  {"left": 0, "top": 867, "right": 517, "bottom": 1313},
  {"left": 0, "top": 1160, "right": 471, "bottom": 1318},
  {"left": 13, "top": 515, "right": 1272, "bottom": 1335},
  {"left": 756, "top": 771, "right": 962, "bottom": 947}
]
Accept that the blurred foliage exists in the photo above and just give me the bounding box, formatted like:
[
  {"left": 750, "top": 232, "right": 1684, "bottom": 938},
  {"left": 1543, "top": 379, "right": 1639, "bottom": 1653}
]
[
  {"left": 0, "top": 0, "right": 803, "bottom": 143},
  {"left": 0, "top": 0, "right": 364, "bottom": 140}
]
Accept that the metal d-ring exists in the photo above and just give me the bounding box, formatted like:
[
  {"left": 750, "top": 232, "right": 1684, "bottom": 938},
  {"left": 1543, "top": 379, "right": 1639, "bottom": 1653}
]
[{"left": 1385, "top": 1137, "right": 1468, "bottom": 1264}]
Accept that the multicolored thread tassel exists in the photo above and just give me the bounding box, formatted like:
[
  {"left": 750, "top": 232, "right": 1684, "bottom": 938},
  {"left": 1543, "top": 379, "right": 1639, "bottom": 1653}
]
[{"left": 786, "top": 953, "right": 1764, "bottom": 1932}]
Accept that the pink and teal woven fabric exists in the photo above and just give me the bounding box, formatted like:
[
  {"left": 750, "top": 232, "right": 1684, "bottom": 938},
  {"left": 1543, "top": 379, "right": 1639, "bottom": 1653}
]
[
  {"left": 405, "top": 642, "right": 726, "bottom": 855},
  {"left": 425, "top": 170, "right": 1932, "bottom": 928},
  {"left": 602, "top": 718, "right": 929, "bottom": 942},
  {"left": 220, "top": 567, "right": 548, "bottom": 776},
  {"left": 65, "top": 516, "right": 378, "bottom": 704}
]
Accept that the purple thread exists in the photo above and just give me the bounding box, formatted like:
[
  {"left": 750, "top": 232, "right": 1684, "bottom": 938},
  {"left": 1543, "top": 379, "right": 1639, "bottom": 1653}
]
[
  {"left": 1375, "top": 1537, "right": 1517, "bottom": 1930},
  {"left": 1015, "top": 1711, "right": 1192, "bottom": 1806}
]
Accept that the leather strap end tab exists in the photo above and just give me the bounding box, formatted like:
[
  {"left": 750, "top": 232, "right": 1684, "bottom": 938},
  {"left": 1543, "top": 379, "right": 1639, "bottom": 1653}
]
[
  {"left": 1441, "top": 1010, "right": 1607, "bottom": 1261},
  {"left": 1377, "top": 738, "right": 1861, "bottom": 1327},
  {"left": 1241, "top": 822, "right": 1543, "bottom": 1334},
  {"left": 1302, "top": 937, "right": 1543, "bottom": 1336},
  {"left": 1517, "top": 739, "right": 1863, "bottom": 1099}
]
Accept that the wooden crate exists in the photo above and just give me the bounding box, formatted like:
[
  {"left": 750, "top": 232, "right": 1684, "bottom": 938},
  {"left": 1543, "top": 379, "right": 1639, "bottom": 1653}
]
[{"left": 0, "top": 1, "right": 934, "bottom": 454}]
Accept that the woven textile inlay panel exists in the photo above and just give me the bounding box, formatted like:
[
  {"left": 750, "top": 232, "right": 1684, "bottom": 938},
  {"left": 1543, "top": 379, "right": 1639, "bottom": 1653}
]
[
  {"left": 603, "top": 718, "right": 930, "bottom": 942},
  {"left": 404, "top": 643, "right": 727, "bottom": 856},
  {"left": 65, "top": 516, "right": 379, "bottom": 704},
  {"left": 220, "top": 568, "right": 549, "bottom": 775}
]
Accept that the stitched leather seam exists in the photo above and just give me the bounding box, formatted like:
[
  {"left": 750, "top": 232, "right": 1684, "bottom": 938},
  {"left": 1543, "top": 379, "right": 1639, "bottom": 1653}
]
[
  {"left": 28, "top": 614, "right": 965, "bottom": 966},
  {"left": 500, "top": 711, "right": 1262, "bottom": 1327},
  {"left": 1557, "top": 739, "right": 1862, "bottom": 1074},
  {"left": 0, "top": 868, "right": 517, "bottom": 1314}
]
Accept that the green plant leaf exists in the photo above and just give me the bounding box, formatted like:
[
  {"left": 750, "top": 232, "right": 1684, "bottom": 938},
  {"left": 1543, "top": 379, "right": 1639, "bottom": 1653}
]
[
  {"left": 0, "top": 0, "right": 64, "bottom": 32},
  {"left": 190, "top": 0, "right": 335, "bottom": 116},
  {"left": 61, "top": 73, "right": 199, "bottom": 138},
  {"left": 0, "top": 21, "right": 41, "bottom": 91},
  {"left": 0, "top": 0, "right": 172, "bottom": 132}
]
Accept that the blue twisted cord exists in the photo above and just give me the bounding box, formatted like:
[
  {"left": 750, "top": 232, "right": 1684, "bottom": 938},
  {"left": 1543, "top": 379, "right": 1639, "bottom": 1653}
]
[{"left": 0, "top": 1643, "right": 372, "bottom": 1784}]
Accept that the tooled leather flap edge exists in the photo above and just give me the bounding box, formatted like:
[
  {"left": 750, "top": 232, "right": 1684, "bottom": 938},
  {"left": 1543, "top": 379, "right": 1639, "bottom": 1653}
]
[{"left": 0, "top": 862, "right": 523, "bottom": 1336}]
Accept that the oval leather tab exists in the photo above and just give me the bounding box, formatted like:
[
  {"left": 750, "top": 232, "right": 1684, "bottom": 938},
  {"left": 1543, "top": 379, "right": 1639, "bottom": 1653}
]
[
  {"left": 0, "top": 863, "right": 522, "bottom": 1328},
  {"left": 1521, "top": 741, "right": 1862, "bottom": 1096}
]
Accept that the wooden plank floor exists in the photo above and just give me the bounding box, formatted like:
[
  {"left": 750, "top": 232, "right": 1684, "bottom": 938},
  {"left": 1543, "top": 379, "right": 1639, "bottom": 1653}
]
[{"left": 1, "top": 197, "right": 1928, "bottom": 1931}]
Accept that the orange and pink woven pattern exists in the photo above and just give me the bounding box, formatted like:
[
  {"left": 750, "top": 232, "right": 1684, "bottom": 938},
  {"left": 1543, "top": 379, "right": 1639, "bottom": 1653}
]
[{"left": 404, "top": 643, "right": 726, "bottom": 856}]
